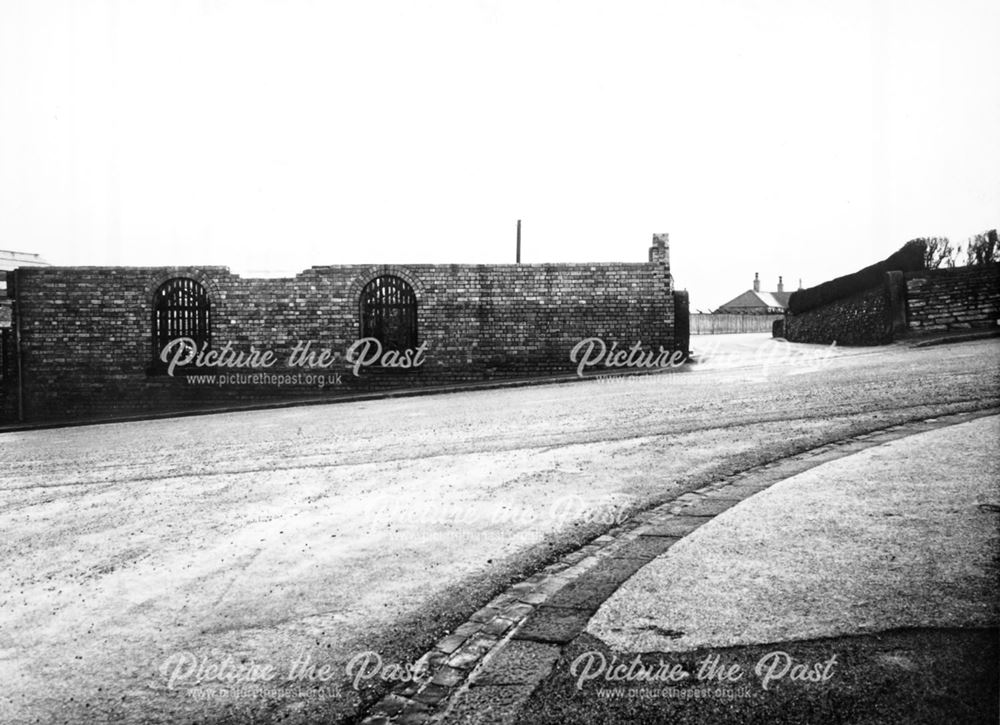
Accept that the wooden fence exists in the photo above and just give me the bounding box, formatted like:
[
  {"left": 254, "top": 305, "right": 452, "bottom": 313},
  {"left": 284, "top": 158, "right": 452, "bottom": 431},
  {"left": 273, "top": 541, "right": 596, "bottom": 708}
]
[{"left": 690, "top": 313, "right": 783, "bottom": 335}]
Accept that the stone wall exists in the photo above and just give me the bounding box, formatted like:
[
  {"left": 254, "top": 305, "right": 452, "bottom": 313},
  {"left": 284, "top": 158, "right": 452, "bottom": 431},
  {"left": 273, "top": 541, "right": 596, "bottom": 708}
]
[
  {"left": 782, "top": 283, "right": 892, "bottom": 346},
  {"left": 2, "top": 239, "right": 678, "bottom": 422},
  {"left": 905, "top": 264, "right": 1000, "bottom": 332},
  {"left": 781, "top": 262, "right": 999, "bottom": 346}
]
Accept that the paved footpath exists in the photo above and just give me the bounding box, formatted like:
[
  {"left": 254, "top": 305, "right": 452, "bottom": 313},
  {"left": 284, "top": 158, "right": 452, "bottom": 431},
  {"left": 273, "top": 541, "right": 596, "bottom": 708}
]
[{"left": 361, "top": 410, "right": 999, "bottom": 724}]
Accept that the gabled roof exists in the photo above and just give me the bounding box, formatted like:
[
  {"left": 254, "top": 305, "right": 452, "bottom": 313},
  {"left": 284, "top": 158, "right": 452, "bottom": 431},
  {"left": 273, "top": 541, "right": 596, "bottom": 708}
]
[
  {"left": 714, "top": 289, "right": 787, "bottom": 313},
  {"left": 755, "top": 291, "right": 785, "bottom": 309},
  {"left": 771, "top": 291, "right": 792, "bottom": 307}
]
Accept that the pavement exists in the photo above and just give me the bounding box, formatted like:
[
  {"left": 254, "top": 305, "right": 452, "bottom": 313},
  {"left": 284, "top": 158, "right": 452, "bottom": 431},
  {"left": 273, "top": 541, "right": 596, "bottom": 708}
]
[{"left": 364, "top": 411, "right": 999, "bottom": 725}]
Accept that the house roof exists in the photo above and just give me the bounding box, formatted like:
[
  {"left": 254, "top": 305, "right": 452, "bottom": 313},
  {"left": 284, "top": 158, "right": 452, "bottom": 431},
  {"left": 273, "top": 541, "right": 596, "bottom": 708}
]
[
  {"left": 714, "top": 289, "right": 788, "bottom": 312},
  {"left": 771, "top": 291, "right": 792, "bottom": 307},
  {"left": 0, "top": 250, "right": 50, "bottom": 270}
]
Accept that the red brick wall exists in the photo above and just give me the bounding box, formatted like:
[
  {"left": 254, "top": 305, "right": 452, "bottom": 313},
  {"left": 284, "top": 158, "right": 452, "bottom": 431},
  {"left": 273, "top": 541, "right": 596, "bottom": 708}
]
[{"left": 3, "top": 253, "right": 676, "bottom": 422}]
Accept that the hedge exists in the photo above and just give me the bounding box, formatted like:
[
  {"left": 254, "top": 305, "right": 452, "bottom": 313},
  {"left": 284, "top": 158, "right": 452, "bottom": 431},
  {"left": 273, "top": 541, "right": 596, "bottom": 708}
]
[{"left": 787, "top": 240, "right": 926, "bottom": 314}]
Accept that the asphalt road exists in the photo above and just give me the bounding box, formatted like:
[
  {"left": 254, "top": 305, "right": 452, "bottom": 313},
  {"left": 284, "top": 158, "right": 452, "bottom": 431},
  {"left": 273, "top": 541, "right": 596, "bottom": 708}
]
[{"left": 1, "top": 334, "right": 997, "bottom": 724}]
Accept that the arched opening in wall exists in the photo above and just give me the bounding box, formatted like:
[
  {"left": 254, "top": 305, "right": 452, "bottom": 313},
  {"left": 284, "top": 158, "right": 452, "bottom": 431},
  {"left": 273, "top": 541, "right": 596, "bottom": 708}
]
[
  {"left": 151, "top": 277, "right": 211, "bottom": 373},
  {"left": 359, "top": 275, "right": 417, "bottom": 351}
]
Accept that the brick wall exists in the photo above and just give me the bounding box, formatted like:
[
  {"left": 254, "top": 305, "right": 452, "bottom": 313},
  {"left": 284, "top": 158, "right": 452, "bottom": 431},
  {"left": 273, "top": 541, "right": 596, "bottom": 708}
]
[
  {"left": 782, "top": 283, "right": 892, "bottom": 346},
  {"left": 2, "top": 242, "right": 677, "bottom": 422},
  {"left": 905, "top": 264, "right": 1000, "bottom": 332}
]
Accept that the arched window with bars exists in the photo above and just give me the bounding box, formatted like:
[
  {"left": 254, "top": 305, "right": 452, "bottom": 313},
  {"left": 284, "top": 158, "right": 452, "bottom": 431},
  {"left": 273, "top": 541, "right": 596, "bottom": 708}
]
[
  {"left": 359, "top": 275, "right": 418, "bottom": 351},
  {"left": 151, "top": 277, "right": 211, "bottom": 372}
]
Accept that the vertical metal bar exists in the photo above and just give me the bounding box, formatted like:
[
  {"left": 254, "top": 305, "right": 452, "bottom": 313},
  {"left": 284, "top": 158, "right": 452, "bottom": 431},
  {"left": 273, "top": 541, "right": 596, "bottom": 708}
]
[
  {"left": 516, "top": 219, "right": 521, "bottom": 264},
  {"left": 408, "top": 284, "right": 414, "bottom": 346},
  {"left": 202, "top": 285, "right": 208, "bottom": 347},
  {"left": 157, "top": 290, "right": 162, "bottom": 355},
  {"left": 13, "top": 267, "right": 24, "bottom": 422}
]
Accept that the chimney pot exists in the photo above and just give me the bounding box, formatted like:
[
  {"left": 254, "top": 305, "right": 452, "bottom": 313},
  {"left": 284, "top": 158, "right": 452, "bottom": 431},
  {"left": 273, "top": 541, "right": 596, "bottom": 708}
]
[{"left": 753, "top": 272, "right": 760, "bottom": 293}]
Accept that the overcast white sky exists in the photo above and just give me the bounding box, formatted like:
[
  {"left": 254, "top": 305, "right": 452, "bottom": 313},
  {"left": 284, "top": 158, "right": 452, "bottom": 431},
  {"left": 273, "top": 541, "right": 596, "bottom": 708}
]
[{"left": 1, "top": 0, "right": 997, "bottom": 311}]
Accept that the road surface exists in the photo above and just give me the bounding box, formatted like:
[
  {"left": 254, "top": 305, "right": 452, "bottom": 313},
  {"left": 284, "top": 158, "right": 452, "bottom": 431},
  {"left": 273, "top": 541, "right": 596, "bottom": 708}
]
[{"left": 1, "top": 334, "right": 997, "bottom": 724}]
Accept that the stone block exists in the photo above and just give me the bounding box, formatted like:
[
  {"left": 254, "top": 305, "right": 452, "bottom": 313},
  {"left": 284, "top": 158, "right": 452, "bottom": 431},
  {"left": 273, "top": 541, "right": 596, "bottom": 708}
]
[
  {"left": 472, "top": 640, "right": 561, "bottom": 686},
  {"left": 512, "top": 605, "right": 592, "bottom": 644}
]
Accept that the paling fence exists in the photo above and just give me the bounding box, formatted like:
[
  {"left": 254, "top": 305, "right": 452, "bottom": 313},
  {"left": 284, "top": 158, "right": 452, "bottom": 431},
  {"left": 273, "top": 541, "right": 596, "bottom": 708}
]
[{"left": 690, "top": 313, "right": 783, "bottom": 335}]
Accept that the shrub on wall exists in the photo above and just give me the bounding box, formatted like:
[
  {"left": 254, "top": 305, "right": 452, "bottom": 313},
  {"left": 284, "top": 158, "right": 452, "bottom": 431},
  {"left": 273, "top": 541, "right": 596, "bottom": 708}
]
[
  {"left": 921, "top": 237, "right": 961, "bottom": 269},
  {"left": 788, "top": 240, "right": 926, "bottom": 315},
  {"left": 966, "top": 229, "right": 999, "bottom": 266}
]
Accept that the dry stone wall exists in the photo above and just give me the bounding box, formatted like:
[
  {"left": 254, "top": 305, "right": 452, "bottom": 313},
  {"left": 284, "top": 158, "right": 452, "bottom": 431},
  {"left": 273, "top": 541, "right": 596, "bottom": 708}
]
[{"left": 905, "top": 264, "right": 1000, "bottom": 332}]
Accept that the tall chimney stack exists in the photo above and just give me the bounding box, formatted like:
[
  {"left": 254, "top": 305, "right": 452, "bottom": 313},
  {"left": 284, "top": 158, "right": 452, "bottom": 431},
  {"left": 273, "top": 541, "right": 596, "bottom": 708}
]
[
  {"left": 753, "top": 272, "right": 760, "bottom": 293},
  {"left": 777, "top": 276, "right": 784, "bottom": 293},
  {"left": 649, "top": 233, "right": 669, "bottom": 265}
]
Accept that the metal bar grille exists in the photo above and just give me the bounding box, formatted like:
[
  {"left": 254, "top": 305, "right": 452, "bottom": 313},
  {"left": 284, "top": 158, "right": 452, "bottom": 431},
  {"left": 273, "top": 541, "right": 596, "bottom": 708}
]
[
  {"left": 153, "top": 278, "right": 211, "bottom": 363},
  {"left": 360, "top": 275, "right": 417, "bottom": 351}
]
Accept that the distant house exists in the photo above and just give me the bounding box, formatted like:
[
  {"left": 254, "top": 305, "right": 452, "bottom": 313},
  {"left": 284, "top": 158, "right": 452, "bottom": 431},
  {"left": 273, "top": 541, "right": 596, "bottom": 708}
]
[
  {"left": 0, "top": 249, "right": 50, "bottom": 268},
  {"left": 2, "top": 250, "right": 51, "bottom": 323},
  {"left": 714, "top": 274, "right": 798, "bottom": 314},
  {"left": 2, "top": 250, "right": 50, "bottom": 381},
  {"left": 1, "top": 250, "right": 50, "bottom": 292}
]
